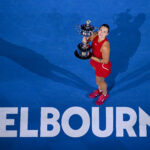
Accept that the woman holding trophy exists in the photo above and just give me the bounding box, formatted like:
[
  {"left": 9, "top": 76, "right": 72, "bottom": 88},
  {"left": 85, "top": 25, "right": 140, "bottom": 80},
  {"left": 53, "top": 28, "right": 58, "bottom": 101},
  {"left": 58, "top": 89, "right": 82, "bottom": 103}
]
[{"left": 82, "top": 24, "right": 112, "bottom": 105}]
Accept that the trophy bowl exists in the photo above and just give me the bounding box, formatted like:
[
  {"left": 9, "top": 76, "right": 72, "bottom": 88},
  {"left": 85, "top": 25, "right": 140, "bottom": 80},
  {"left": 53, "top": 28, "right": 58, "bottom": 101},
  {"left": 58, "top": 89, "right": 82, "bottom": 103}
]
[
  {"left": 74, "top": 20, "right": 95, "bottom": 59},
  {"left": 74, "top": 43, "right": 92, "bottom": 59}
]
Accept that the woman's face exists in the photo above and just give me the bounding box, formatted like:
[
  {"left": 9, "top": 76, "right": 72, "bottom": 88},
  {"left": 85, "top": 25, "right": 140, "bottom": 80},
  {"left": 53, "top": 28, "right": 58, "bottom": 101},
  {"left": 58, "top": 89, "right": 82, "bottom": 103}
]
[{"left": 98, "top": 26, "right": 109, "bottom": 39}]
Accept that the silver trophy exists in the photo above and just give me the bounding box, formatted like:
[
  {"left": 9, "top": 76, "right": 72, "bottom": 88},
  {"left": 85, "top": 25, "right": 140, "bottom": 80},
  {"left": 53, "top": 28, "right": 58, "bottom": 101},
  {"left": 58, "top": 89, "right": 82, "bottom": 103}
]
[{"left": 74, "top": 20, "right": 95, "bottom": 59}]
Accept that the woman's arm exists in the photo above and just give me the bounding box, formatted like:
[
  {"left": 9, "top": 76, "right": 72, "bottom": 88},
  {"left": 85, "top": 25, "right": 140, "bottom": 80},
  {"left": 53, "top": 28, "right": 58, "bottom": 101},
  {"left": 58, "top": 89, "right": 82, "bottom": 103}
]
[
  {"left": 87, "top": 31, "right": 98, "bottom": 42},
  {"left": 91, "top": 41, "right": 110, "bottom": 64},
  {"left": 82, "top": 31, "right": 98, "bottom": 43},
  {"left": 101, "top": 41, "right": 110, "bottom": 64}
]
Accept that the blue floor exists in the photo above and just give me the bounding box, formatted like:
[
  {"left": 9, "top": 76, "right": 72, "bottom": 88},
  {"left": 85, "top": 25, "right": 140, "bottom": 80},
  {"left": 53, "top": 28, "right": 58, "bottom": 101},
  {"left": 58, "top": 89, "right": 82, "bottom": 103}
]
[{"left": 0, "top": 0, "right": 150, "bottom": 150}]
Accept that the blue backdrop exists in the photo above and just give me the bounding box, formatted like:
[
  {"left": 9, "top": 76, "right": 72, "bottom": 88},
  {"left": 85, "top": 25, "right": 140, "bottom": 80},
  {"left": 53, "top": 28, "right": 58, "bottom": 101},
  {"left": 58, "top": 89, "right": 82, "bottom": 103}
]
[{"left": 0, "top": 0, "right": 150, "bottom": 150}]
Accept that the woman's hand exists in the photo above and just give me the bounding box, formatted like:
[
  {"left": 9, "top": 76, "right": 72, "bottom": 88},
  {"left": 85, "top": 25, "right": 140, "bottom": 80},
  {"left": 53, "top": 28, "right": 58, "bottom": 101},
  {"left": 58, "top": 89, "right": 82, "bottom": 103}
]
[{"left": 82, "top": 37, "right": 87, "bottom": 43}]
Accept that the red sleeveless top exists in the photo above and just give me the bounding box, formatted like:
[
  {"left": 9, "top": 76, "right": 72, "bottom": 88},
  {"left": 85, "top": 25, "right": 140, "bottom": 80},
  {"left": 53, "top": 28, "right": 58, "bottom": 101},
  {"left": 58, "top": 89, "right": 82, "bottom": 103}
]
[{"left": 92, "top": 35, "right": 108, "bottom": 59}]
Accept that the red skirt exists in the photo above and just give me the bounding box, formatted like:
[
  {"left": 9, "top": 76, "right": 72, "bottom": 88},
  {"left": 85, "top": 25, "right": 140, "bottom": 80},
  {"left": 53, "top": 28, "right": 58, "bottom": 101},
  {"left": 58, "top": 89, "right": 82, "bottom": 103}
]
[{"left": 90, "top": 59, "right": 112, "bottom": 78}]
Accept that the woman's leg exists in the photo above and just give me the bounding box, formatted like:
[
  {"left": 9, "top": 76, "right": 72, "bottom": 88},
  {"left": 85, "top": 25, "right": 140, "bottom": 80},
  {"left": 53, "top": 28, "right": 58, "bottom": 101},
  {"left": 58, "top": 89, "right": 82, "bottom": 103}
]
[{"left": 96, "top": 76, "right": 107, "bottom": 95}]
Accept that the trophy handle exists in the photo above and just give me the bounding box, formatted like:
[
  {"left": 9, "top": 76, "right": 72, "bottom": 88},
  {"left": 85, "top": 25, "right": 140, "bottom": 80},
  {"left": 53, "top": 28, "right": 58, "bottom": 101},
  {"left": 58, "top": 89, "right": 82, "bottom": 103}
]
[
  {"left": 89, "top": 31, "right": 94, "bottom": 35},
  {"left": 75, "top": 25, "right": 81, "bottom": 34},
  {"left": 94, "top": 27, "right": 99, "bottom": 31}
]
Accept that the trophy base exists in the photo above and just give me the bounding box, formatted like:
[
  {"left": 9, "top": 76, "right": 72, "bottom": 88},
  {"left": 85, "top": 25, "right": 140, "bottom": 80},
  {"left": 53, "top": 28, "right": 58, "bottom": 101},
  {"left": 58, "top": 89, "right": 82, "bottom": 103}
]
[{"left": 74, "top": 50, "right": 92, "bottom": 59}]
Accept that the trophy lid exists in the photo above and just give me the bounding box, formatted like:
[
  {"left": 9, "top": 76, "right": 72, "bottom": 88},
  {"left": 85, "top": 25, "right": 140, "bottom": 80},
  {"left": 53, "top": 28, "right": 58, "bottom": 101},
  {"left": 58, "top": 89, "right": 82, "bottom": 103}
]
[{"left": 80, "top": 20, "right": 94, "bottom": 31}]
